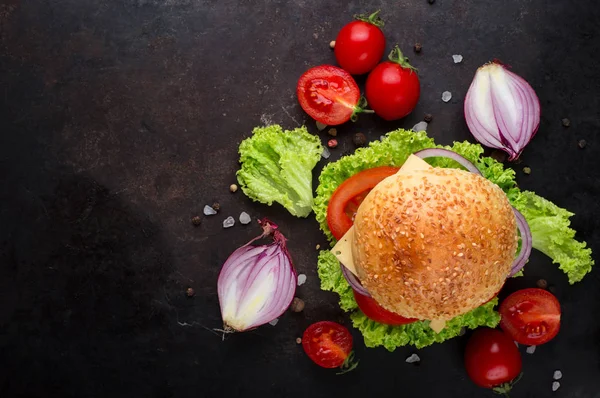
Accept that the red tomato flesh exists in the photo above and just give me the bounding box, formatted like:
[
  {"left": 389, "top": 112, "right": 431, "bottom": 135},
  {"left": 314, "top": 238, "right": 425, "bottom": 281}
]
[
  {"left": 302, "top": 321, "right": 353, "bottom": 369},
  {"left": 353, "top": 290, "right": 416, "bottom": 326},
  {"left": 334, "top": 20, "right": 385, "bottom": 75},
  {"left": 465, "top": 328, "right": 522, "bottom": 389},
  {"left": 499, "top": 288, "right": 561, "bottom": 345},
  {"left": 365, "top": 60, "right": 420, "bottom": 121},
  {"left": 297, "top": 65, "right": 360, "bottom": 126},
  {"left": 326, "top": 166, "right": 399, "bottom": 240}
]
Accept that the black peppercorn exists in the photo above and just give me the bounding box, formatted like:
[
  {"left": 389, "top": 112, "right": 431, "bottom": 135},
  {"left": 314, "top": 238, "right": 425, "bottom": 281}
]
[
  {"left": 191, "top": 216, "right": 202, "bottom": 226},
  {"left": 424, "top": 113, "right": 433, "bottom": 123},
  {"left": 353, "top": 132, "right": 367, "bottom": 147},
  {"left": 414, "top": 43, "right": 422, "bottom": 53}
]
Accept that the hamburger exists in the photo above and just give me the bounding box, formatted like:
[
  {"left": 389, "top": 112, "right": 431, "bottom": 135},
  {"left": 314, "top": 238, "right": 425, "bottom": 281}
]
[{"left": 330, "top": 154, "right": 518, "bottom": 332}]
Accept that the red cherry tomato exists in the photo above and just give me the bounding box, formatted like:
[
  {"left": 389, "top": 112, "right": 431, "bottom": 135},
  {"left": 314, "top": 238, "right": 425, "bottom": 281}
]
[
  {"left": 334, "top": 11, "right": 386, "bottom": 75},
  {"left": 302, "top": 321, "right": 353, "bottom": 369},
  {"left": 353, "top": 290, "right": 417, "bottom": 326},
  {"left": 365, "top": 46, "right": 420, "bottom": 121},
  {"left": 326, "top": 166, "right": 399, "bottom": 240},
  {"left": 499, "top": 288, "right": 561, "bottom": 346},
  {"left": 296, "top": 65, "right": 361, "bottom": 126},
  {"left": 465, "top": 328, "right": 522, "bottom": 392}
]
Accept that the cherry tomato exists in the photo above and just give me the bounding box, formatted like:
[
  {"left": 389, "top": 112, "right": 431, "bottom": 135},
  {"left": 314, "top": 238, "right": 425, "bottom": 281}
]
[
  {"left": 334, "top": 11, "right": 386, "bottom": 75},
  {"left": 465, "top": 328, "right": 522, "bottom": 392},
  {"left": 365, "top": 46, "right": 420, "bottom": 121},
  {"left": 297, "top": 65, "right": 361, "bottom": 126},
  {"left": 499, "top": 288, "right": 561, "bottom": 345},
  {"left": 302, "top": 321, "right": 353, "bottom": 369},
  {"left": 326, "top": 166, "right": 399, "bottom": 240},
  {"left": 353, "top": 290, "right": 417, "bottom": 326}
]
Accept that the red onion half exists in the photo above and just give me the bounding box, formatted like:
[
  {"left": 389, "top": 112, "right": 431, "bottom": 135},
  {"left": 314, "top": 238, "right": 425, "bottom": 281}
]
[
  {"left": 464, "top": 61, "right": 541, "bottom": 161},
  {"left": 217, "top": 219, "right": 297, "bottom": 332}
]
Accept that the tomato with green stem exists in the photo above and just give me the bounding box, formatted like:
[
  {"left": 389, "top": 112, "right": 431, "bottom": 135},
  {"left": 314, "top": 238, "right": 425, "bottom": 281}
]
[
  {"left": 302, "top": 321, "right": 358, "bottom": 373},
  {"left": 465, "top": 328, "right": 523, "bottom": 396},
  {"left": 334, "top": 10, "right": 386, "bottom": 75},
  {"left": 365, "top": 46, "right": 421, "bottom": 121},
  {"left": 297, "top": 65, "right": 372, "bottom": 126}
]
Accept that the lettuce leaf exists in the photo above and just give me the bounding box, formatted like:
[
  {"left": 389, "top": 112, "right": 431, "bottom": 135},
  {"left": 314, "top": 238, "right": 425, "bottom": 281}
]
[
  {"left": 314, "top": 128, "right": 593, "bottom": 350},
  {"left": 317, "top": 250, "right": 500, "bottom": 350},
  {"left": 237, "top": 125, "right": 323, "bottom": 217},
  {"left": 511, "top": 191, "right": 594, "bottom": 283}
]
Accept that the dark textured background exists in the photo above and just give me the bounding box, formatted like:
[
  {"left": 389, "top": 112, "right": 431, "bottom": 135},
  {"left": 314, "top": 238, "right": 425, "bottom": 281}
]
[{"left": 1, "top": 0, "right": 599, "bottom": 397}]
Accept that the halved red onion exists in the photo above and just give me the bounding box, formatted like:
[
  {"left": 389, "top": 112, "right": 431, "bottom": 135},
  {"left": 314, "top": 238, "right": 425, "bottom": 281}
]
[
  {"left": 414, "top": 148, "right": 482, "bottom": 175},
  {"left": 464, "top": 61, "right": 541, "bottom": 161},
  {"left": 509, "top": 207, "right": 532, "bottom": 277},
  {"left": 217, "top": 219, "right": 297, "bottom": 332},
  {"left": 340, "top": 262, "right": 371, "bottom": 297}
]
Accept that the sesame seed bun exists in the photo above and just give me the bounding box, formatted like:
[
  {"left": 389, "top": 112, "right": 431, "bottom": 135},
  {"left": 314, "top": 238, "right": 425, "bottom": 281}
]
[{"left": 352, "top": 167, "right": 518, "bottom": 321}]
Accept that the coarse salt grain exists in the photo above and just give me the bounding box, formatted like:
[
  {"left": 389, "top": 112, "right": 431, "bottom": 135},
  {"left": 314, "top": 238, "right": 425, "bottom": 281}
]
[
  {"left": 526, "top": 345, "right": 536, "bottom": 354},
  {"left": 239, "top": 212, "right": 251, "bottom": 224},
  {"left": 316, "top": 121, "right": 327, "bottom": 131},
  {"left": 269, "top": 318, "right": 279, "bottom": 326},
  {"left": 405, "top": 353, "right": 420, "bottom": 363},
  {"left": 223, "top": 216, "right": 235, "bottom": 228},
  {"left": 552, "top": 381, "right": 560, "bottom": 392},
  {"left": 321, "top": 147, "right": 331, "bottom": 159},
  {"left": 297, "top": 274, "right": 307, "bottom": 286},
  {"left": 553, "top": 370, "right": 562, "bottom": 380},
  {"left": 452, "top": 54, "right": 463, "bottom": 63},
  {"left": 412, "top": 121, "right": 428, "bottom": 132},
  {"left": 204, "top": 205, "right": 217, "bottom": 216},
  {"left": 442, "top": 91, "right": 452, "bottom": 102}
]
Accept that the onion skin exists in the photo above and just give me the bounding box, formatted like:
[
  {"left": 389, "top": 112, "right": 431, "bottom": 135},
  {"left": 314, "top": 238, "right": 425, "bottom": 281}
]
[
  {"left": 464, "top": 61, "right": 541, "bottom": 161},
  {"left": 217, "top": 219, "right": 297, "bottom": 332}
]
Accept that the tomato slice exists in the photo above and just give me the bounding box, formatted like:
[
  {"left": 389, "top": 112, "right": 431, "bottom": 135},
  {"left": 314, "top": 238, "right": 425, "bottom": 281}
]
[
  {"left": 302, "top": 321, "right": 353, "bottom": 369},
  {"left": 353, "top": 290, "right": 417, "bottom": 326},
  {"left": 499, "top": 288, "right": 561, "bottom": 345},
  {"left": 296, "top": 65, "right": 361, "bottom": 126},
  {"left": 326, "top": 166, "right": 399, "bottom": 240}
]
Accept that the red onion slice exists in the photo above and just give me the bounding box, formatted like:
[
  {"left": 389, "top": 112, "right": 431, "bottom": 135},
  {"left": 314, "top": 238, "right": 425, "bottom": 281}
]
[
  {"left": 414, "top": 148, "right": 482, "bottom": 175},
  {"left": 340, "top": 262, "right": 371, "bottom": 297},
  {"left": 509, "top": 207, "right": 532, "bottom": 277}
]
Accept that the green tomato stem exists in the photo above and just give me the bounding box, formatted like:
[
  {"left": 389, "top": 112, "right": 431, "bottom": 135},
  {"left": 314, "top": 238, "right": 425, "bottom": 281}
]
[
  {"left": 354, "top": 10, "right": 384, "bottom": 27},
  {"left": 388, "top": 45, "right": 418, "bottom": 73}
]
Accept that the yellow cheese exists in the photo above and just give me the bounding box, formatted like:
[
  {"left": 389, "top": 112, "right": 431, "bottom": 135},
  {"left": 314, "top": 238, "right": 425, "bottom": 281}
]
[
  {"left": 331, "top": 154, "right": 432, "bottom": 276},
  {"left": 429, "top": 319, "right": 447, "bottom": 333},
  {"left": 330, "top": 155, "right": 447, "bottom": 332}
]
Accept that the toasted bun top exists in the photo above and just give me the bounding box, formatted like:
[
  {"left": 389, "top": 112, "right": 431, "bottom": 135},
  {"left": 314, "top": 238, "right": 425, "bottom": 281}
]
[{"left": 352, "top": 167, "right": 518, "bottom": 321}]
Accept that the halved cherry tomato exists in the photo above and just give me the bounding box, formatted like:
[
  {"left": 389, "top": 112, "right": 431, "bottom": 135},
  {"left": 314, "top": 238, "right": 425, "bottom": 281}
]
[
  {"left": 296, "top": 65, "right": 361, "bottom": 126},
  {"left": 353, "top": 290, "right": 416, "bottom": 326},
  {"left": 326, "top": 166, "right": 399, "bottom": 240},
  {"left": 302, "top": 321, "right": 354, "bottom": 369},
  {"left": 499, "top": 288, "right": 561, "bottom": 345},
  {"left": 334, "top": 11, "right": 386, "bottom": 75},
  {"left": 465, "top": 328, "right": 522, "bottom": 392}
]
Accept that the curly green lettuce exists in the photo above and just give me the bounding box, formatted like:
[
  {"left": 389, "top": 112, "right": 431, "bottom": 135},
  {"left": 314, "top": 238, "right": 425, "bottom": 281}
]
[
  {"left": 314, "top": 128, "right": 593, "bottom": 350},
  {"left": 237, "top": 125, "right": 323, "bottom": 218}
]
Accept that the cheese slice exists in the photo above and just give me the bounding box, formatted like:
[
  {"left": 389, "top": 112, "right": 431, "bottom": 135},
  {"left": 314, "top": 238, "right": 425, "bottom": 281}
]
[
  {"left": 331, "top": 155, "right": 433, "bottom": 276},
  {"left": 330, "top": 155, "right": 447, "bottom": 332},
  {"left": 429, "top": 319, "right": 447, "bottom": 333}
]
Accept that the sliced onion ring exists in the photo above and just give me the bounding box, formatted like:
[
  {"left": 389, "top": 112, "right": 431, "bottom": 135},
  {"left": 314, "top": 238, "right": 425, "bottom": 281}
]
[
  {"left": 340, "top": 262, "right": 371, "bottom": 297},
  {"left": 509, "top": 207, "right": 532, "bottom": 277},
  {"left": 414, "top": 148, "right": 482, "bottom": 175}
]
